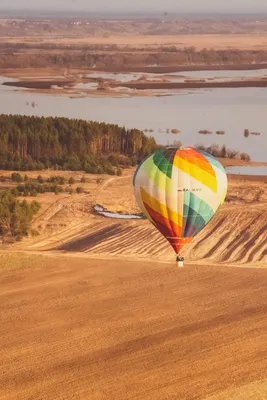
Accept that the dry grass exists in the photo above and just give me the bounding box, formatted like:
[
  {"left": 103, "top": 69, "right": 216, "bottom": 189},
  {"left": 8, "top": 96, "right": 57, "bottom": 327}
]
[
  {"left": 1, "top": 167, "right": 264, "bottom": 267},
  {"left": 2, "top": 34, "right": 267, "bottom": 50},
  {"left": 1, "top": 253, "right": 267, "bottom": 399}
]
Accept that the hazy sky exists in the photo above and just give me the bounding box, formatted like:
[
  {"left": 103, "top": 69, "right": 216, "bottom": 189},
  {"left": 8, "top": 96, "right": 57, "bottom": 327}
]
[{"left": 0, "top": 0, "right": 266, "bottom": 13}]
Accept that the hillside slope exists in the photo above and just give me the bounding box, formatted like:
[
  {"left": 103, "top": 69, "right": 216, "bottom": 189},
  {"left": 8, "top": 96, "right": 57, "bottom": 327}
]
[{"left": 18, "top": 173, "right": 267, "bottom": 266}]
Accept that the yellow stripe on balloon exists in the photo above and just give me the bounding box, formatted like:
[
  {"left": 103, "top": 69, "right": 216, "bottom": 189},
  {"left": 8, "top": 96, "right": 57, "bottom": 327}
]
[
  {"left": 173, "top": 156, "right": 218, "bottom": 193},
  {"left": 140, "top": 186, "right": 183, "bottom": 227},
  {"left": 143, "top": 157, "right": 172, "bottom": 194}
]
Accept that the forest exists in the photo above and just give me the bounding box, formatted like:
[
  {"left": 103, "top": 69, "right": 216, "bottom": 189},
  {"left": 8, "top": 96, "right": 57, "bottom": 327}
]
[
  {"left": 2, "top": 47, "right": 267, "bottom": 70},
  {"left": 0, "top": 114, "right": 157, "bottom": 173}
]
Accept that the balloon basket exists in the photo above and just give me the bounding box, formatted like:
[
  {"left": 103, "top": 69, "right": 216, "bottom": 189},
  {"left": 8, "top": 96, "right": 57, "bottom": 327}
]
[{"left": 176, "top": 255, "right": 184, "bottom": 268}]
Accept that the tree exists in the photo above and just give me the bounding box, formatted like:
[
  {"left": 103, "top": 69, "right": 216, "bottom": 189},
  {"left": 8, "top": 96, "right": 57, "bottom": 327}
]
[
  {"left": 37, "top": 175, "right": 44, "bottom": 184},
  {"left": 68, "top": 177, "right": 75, "bottom": 184},
  {"left": 240, "top": 152, "right": 251, "bottom": 161},
  {"left": 0, "top": 114, "right": 158, "bottom": 175},
  {"left": 0, "top": 191, "right": 40, "bottom": 241},
  {"left": 221, "top": 145, "right": 227, "bottom": 158},
  {"left": 11, "top": 172, "right": 23, "bottom": 183}
]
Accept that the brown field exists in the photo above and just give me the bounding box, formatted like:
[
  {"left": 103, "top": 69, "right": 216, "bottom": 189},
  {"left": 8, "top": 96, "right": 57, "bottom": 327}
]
[
  {"left": 1, "top": 167, "right": 267, "bottom": 399},
  {"left": 1, "top": 165, "right": 266, "bottom": 265},
  {"left": 3, "top": 33, "right": 267, "bottom": 50},
  {"left": 1, "top": 253, "right": 267, "bottom": 400}
]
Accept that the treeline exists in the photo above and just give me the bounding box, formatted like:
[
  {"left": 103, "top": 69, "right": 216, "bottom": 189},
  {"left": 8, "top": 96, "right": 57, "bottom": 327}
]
[
  {"left": 196, "top": 144, "right": 251, "bottom": 161},
  {"left": 8, "top": 173, "right": 86, "bottom": 196},
  {"left": 2, "top": 47, "right": 267, "bottom": 69},
  {"left": 0, "top": 114, "right": 157, "bottom": 173},
  {"left": 0, "top": 191, "right": 40, "bottom": 242}
]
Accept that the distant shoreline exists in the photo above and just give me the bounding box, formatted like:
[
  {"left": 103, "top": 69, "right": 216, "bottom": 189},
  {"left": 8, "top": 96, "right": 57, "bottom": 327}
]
[
  {"left": 1, "top": 11, "right": 267, "bottom": 20},
  {"left": 2, "top": 63, "right": 267, "bottom": 78},
  {"left": 98, "top": 64, "right": 267, "bottom": 73},
  {"left": 4, "top": 76, "right": 267, "bottom": 91},
  {"left": 117, "top": 78, "right": 267, "bottom": 90}
]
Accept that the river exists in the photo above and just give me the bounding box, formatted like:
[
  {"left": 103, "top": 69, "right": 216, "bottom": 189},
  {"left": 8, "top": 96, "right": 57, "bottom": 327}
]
[{"left": 0, "top": 71, "right": 266, "bottom": 162}]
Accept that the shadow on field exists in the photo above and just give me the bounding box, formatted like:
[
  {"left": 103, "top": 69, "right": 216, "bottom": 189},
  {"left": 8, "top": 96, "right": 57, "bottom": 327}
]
[{"left": 55, "top": 224, "right": 123, "bottom": 252}]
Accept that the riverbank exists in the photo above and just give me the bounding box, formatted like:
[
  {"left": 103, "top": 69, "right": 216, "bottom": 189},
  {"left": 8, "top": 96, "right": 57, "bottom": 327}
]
[
  {"left": 3, "top": 68, "right": 267, "bottom": 95},
  {"left": 118, "top": 78, "right": 267, "bottom": 90},
  {"left": 2, "top": 63, "right": 267, "bottom": 78}
]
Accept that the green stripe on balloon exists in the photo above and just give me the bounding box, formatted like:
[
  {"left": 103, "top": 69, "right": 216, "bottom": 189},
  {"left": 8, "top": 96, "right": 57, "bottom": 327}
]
[
  {"left": 182, "top": 192, "right": 215, "bottom": 237},
  {"left": 182, "top": 205, "right": 207, "bottom": 237},
  {"left": 153, "top": 148, "right": 176, "bottom": 179},
  {"left": 189, "top": 192, "right": 214, "bottom": 223}
]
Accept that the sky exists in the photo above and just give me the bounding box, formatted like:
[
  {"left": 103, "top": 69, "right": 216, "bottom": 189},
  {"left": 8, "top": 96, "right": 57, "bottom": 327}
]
[{"left": 0, "top": 0, "right": 266, "bottom": 13}]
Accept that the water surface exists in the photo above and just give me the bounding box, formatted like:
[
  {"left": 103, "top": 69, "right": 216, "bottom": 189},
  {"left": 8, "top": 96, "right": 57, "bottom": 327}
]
[
  {"left": 170, "top": 69, "right": 267, "bottom": 79},
  {"left": 74, "top": 82, "right": 98, "bottom": 89},
  {"left": 226, "top": 166, "right": 267, "bottom": 176},
  {"left": 87, "top": 69, "right": 267, "bottom": 83},
  {"left": 0, "top": 75, "right": 266, "bottom": 162},
  {"left": 94, "top": 205, "right": 144, "bottom": 219}
]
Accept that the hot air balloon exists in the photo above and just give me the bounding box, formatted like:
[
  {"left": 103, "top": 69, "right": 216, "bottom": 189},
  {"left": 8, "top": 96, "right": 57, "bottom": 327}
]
[{"left": 133, "top": 146, "right": 228, "bottom": 267}]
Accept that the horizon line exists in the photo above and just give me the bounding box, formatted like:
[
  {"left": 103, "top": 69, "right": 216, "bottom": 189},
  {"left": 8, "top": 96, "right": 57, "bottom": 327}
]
[{"left": 1, "top": 9, "right": 267, "bottom": 18}]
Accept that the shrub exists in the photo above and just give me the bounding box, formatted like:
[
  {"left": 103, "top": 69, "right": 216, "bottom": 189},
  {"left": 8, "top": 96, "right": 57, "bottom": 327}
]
[
  {"left": 37, "top": 175, "right": 44, "bottom": 184},
  {"left": 11, "top": 172, "right": 23, "bottom": 183},
  {"left": 0, "top": 191, "right": 40, "bottom": 241},
  {"left": 76, "top": 186, "right": 84, "bottom": 194},
  {"left": 30, "top": 189, "right": 38, "bottom": 197},
  {"left": 240, "top": 152, "right": 251, "bottom": 161}
]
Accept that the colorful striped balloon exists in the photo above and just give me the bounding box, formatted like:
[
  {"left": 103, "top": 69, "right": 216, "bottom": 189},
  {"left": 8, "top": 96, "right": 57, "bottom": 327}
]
[{"left": 133, "top": 146, "right": 228, "bottom": 256}]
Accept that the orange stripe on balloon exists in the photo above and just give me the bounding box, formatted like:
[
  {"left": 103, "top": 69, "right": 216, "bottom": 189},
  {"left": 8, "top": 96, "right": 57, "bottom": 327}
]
[{"left": 176, "top": 148, "right": 216, "bottom": 177}]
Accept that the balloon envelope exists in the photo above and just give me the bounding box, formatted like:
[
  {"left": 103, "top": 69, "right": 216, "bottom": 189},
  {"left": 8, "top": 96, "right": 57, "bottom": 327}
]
[{"left": 133, "top": 146, "right": 228, "bottom": 254}]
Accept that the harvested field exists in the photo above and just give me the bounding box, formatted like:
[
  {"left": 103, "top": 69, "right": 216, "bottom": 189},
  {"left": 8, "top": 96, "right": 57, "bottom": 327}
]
[
  {"left": 0, "top": 163, "right": 267, "bottom": 399},
  {"left": 7, "top": 168, "right": 266, "bottom": 267},
  {"left": 1, "top": 254, "right": 267, "bottom": 399}
]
